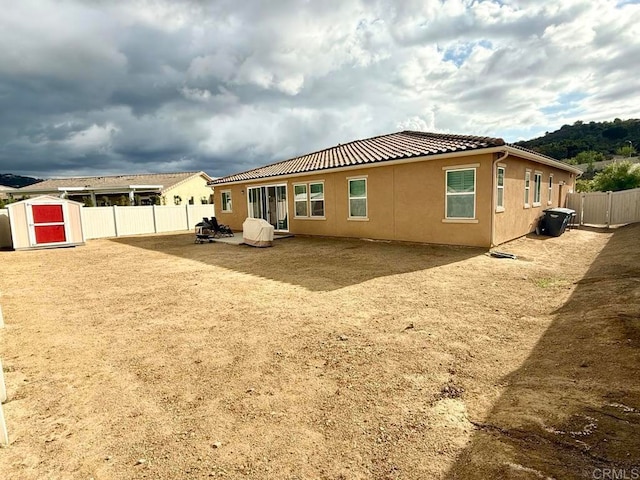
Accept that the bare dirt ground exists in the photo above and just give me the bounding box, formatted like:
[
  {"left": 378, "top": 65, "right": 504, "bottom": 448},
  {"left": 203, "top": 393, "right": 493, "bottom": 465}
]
[{"left": 0, "top": 225, "right": 638, "bottom": 480}]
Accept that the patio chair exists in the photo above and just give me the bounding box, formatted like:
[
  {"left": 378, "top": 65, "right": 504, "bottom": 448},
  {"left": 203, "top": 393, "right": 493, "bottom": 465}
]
[{"left": 210, "top": 217, "right": 234, "bottom": 237}]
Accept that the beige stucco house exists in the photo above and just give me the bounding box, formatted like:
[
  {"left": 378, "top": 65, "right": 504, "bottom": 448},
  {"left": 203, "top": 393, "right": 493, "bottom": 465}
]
[
  {"left": 210, "top": 131, "right": 581, "bottom": 248},
  {"left": 17, "top": 171, "right": 214, "bottom": 207},
  {"left": 0, "top": 185, "right": 17, "bottom": 200}
]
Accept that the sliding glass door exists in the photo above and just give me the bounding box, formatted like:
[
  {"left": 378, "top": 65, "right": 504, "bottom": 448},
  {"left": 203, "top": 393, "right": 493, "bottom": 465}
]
[{"left": 247, "top": 184, "right": 288, "bottom": 232}]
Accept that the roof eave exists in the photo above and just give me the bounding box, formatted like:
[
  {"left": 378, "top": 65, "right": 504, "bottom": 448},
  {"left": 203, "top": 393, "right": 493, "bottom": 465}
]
[
  {"left": 17, "top": 185, "right": 166, "bottom": 194},
  {"left": 504, "top": 146, "right": 582, "bottom": 174},
  {"left": 211, "top": 145, "right": 581, "bottom": 187}
]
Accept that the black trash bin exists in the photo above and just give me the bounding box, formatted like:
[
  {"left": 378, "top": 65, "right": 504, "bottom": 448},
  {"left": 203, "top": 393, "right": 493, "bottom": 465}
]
[{"left": 541, "top": 208, "right": 576, "bottom": 237}]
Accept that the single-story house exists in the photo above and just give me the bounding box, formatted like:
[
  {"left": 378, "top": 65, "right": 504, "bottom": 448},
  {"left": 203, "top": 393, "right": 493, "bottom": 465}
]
[
  {"left": 210, "top": 131, "right": 582, "bottom": 247},
  {"left": 16, "top": 171, "right": 214, "bottom": 207},
  {"left": 0, "top": 185, "right": 17, "bottom": 200}
]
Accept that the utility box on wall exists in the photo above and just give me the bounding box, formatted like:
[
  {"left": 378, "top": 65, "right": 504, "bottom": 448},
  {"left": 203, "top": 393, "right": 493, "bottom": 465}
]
[{"left": 6, "top": 196, "right": 85, "bottom": 250}]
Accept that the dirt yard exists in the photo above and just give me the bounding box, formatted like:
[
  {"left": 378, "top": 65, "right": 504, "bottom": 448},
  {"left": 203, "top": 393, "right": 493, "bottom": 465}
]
[{"left": 0, "top": 225, "right": 638, "bottom": 479}]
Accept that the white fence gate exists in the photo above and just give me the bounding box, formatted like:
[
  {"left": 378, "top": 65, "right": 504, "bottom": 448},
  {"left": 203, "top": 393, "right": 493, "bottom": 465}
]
[
  {"left": 0, "top": 204, "right": 216, "bottom": 247},
  {"left": 567, "top": 188, "right": 640, "bottom": 227}
]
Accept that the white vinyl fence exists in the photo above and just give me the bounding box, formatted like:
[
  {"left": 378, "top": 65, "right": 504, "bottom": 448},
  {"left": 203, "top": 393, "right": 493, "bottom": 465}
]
[
  {"left": 1, "top": 204, "right": 216, "bottom": 248},
  {"left": 567, "top": 188, "right": 640, "bottom": 227},
  {"left": 82, "top": 204, "right": 216, "bottom": 240}
]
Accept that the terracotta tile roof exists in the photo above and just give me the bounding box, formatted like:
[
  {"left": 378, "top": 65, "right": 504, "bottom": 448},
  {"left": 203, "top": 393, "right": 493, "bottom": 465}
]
[
  {"left": 19, "top": 171, "right": 211, "bottom": 193},
  {"left": 505, "top": 144, "right": 568, "bottom": 164},
  {"left": 211, "top": 131, "right": 506, "bottom": 185}
]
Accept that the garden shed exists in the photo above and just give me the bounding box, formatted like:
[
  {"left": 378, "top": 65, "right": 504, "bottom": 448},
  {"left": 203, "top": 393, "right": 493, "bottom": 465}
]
[{"left": 6, "top": 195, "right": 85, "bottom": 250}]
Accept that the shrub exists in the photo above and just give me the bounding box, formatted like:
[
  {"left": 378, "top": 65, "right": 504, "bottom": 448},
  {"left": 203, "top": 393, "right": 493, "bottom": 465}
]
[
  {"left": 576, "top": 179, "right": 594, "bottom": 192},
  {"left": 591, "top": 161, "right": 640, "bottom": 192}
]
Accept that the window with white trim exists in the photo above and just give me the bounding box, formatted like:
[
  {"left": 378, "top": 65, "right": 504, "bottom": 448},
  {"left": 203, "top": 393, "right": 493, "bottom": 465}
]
[
  {"left": 221, "top": 190, "right": 232, "bottom": 212},
  {"left": 294, "top": 182, "right": 325, "bottom": 218},
  {"left": 446, "top": 168, "right": 476, "bottom": 219},
  {"left": 294, "top": 184, "right": 308, "bottom": 217},
  {"left": 309, "top": 182, "right": 324, "bottom": 217},
  {"left": 496, "top": 166, "right": 505, "bottom": 211},
  {"left": 548, "top": 175, "right": 553, "bottom": 205},
  {"left": 524, "top": 170, "right": 531, "bottom": 207},
  {"left": 533, "top": 172, "right": 542, "bottom": 205},
  {"left": 348, "top": 178, "right": 367, "bottom": 218}
]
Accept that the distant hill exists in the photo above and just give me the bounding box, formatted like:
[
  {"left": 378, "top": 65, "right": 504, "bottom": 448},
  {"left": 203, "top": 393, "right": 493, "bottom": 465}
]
[
  {"left": 0, "top": 173, "right": 42, "bottom": 188},
  {"left": 515, "top": 118, "right": 640, "bottom": 160}
]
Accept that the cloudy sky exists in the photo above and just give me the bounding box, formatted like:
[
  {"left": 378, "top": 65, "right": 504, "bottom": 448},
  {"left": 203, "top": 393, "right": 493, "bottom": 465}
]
[{"left": 1, "top": 0, "right": 640, "bottom": 179}]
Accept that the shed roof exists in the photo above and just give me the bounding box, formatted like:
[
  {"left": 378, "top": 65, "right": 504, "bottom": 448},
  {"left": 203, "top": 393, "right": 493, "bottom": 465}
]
[
  {"left": 211, "top": 130, "right": 578, "bottom": 185},
  {"left": 6, "top": 194, "right": 84, "bottom": 207}
]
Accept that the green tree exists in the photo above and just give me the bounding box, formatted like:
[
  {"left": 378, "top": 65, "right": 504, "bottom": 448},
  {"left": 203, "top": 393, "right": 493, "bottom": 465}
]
[
  {"left": 567, "top": 150, "right": 605, "bottom": 165},
  {"left": 591, "top": 161, "right": 640, "bottom": 192},
  {"left": 515, "top": 118, "right": 640, "bottom": 158}
]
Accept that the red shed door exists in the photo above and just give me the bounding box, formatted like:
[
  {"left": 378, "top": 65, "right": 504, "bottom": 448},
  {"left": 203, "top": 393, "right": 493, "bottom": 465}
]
[{"left": 31, "top": 204, "right": 67, "bottom": 244}]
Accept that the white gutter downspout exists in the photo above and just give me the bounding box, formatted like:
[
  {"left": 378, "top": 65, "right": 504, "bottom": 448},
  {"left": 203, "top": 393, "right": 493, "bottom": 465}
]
[{"left": 490, "top": 150, "right": 509, "bottom": 248}]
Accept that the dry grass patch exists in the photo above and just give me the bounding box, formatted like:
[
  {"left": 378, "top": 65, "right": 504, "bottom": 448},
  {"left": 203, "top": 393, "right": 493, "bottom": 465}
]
[{"left": 0, "top": 226, "right": 637, "bottom": 479}]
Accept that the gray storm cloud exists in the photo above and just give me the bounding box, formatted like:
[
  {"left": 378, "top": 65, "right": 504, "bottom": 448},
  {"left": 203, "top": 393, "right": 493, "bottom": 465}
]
[{"left": 0, "top": 0, "right": 639, "bottom": 178}]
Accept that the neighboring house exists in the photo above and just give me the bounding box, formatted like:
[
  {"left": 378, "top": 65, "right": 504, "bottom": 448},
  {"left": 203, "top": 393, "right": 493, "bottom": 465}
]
[
  {"left": 210, "top": 131, "right": 581, "bottom": 247},
  {"left": 17, "top": 171, "right": 214, "bottom": 206},
  {"left": 0, "top": 185, "right": 17, "bottom": 200}
]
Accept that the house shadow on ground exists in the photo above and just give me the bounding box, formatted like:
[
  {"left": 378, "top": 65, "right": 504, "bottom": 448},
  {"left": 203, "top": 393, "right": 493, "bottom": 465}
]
[
  {"left": 447, "top": 224, "right": 640, "bottom": 479},
  {"left": 110, "top": 233, "right": 484, "bottom": 292}
]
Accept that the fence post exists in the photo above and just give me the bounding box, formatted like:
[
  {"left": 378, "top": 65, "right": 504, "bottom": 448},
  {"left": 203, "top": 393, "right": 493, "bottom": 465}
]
[
  {"left": 185, "top": 205, "right": 191, "bottom": 230},
  {"left": 580, "top": 193, "right": 585, "bottom": 226},
  {"left": 0, "top": 357, "right": 7, "bottom": 445},
  {"left": 112, "top": 206, "right": 119, "bottom": 237},
  {"left": 0, "top": 359, "right": 6, "bottom": 403},
  {"left": 0, "top": 401, "right": 7, "bottom": 445},
  {"left": 606, "top": 191, "right": 612, "bottom": 228},
  {"left": 152, "top": 205, "right": 157, "bottom": 233}
]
